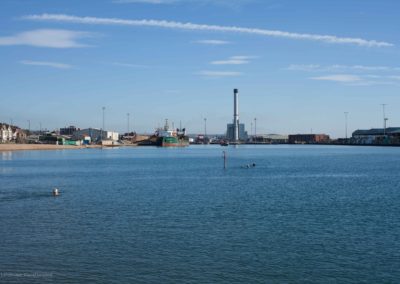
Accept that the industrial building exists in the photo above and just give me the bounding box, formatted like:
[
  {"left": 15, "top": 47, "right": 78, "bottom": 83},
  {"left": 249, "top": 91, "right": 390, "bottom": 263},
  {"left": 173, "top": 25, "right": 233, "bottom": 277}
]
[
  {"left": 288, "top": 134, "right": 330, "bottom": 144},
  {"left": 352, "top": 127, "right": 400, "bottom": 145},
  {"left": 60, "top": 126, "right": 79, "bottom": 135},
  {"left": 226, "top": 123, "right": 248, "bottom": 141},
  {"left": 251, "top": 134, "right": 288, "bottom": 144},
  {"left": 72, "top": 128, "right": 119, "bottom": 142}
]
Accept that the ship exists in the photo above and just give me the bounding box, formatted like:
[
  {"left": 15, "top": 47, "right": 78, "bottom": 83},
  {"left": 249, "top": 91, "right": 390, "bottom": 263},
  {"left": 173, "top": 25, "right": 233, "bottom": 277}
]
[{"left": 144, "top": 119, "right": 189, "bottom": 147}]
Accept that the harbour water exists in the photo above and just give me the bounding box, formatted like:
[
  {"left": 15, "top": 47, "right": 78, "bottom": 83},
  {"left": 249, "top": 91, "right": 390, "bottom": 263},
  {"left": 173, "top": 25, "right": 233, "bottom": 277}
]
[{"left": 1, "top": 145, "right": 399, "bottom": 283}]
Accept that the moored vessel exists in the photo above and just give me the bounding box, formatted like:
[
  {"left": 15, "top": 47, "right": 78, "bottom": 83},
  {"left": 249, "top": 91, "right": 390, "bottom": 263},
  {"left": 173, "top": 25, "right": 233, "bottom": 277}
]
[{"left": 149, "top": 119, "right": 189, "bottom": 147}]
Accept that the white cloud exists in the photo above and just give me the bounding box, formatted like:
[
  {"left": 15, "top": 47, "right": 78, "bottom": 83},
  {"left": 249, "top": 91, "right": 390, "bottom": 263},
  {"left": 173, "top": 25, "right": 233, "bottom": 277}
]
[
  {"left": 287, "top": 64, "right": 321, "bottom": 71},
  {"left": 195, "top": 39, "right": 231, "bottom": 45},
  {"left": 111, "top": 62, "right": 149, "bottom": 68},
  {"left": 113, "top": 0, "right": 259, "bottom": 7},
  {"left": 211, "top": 55, "right": 255, "bottom": 65},
  {"left": 0, "top": 29, "right": 91, "bottom": 48},
  {"left": 113, "top": 0, "right": 175, "bottom": 3},
  {"left": 288, "top": 64, "right": 400, "bottom": 72},
  {"left": 20, "top": 60, "right": 72, "bottom": 69},
  {"left": 310, "top": 74, "right": 362, "bottom": 82},
  {"left": 22, "top": 14, "right": 393, "bottom": 47},
  {"left": 198, "top": 71, "right": 242, "bottom": 77}
]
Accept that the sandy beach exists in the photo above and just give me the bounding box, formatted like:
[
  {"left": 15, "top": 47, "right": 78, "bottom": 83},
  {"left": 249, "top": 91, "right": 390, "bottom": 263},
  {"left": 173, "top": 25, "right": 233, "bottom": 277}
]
[{"left": 0, "top": 144, "right": 101, "bottom": 152}]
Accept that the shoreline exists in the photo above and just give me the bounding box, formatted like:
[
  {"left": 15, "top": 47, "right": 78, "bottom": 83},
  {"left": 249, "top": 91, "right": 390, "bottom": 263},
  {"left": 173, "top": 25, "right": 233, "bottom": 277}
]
[
  {"left": 0, "top": 144, "right": 102, "bottom": 152},
  {"left": 1, "top": 143, "right": 399, "bottom": 152}
]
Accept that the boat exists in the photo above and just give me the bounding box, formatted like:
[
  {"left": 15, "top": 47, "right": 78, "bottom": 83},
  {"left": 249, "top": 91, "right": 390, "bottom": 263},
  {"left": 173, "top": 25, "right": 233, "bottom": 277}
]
[
  {"left": 220, "top": 140, "right": 229, "bottom": 146},
  {"left": 148, "top": 119, "right": 189, "bottom": 147}
]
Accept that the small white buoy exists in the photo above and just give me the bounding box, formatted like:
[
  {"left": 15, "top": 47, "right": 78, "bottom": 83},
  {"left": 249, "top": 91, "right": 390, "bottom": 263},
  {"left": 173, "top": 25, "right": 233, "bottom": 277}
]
[{"left": 52, "top": 188, "right": 60, "bottom": 196}]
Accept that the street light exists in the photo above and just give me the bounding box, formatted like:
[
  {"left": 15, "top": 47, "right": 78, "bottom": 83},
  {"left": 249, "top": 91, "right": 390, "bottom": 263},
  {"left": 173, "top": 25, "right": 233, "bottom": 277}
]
[
  {"left": 127, "top": 113, "right": 130, "bottom": 134},
  {"left": 204, "top": 118, "right": 207, "bottom": 137},
  {"left": 254, "top": 118, "right": 257, "bottom": 137},
  {"left": 102, "top": 106, "right": 106, "bottom": 140},
  {"left": 381, "top": 104, "right": 387, "bottom": 135}
]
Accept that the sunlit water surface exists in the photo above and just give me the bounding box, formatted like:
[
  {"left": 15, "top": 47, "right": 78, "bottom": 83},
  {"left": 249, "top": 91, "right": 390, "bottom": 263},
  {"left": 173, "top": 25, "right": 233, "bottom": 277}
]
[{"left": 1, "top": 145, "right": 399, "bottom": 283}]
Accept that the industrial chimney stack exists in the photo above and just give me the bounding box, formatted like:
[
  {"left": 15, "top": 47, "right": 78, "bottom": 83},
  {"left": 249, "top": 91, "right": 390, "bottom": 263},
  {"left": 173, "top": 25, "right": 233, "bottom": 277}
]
[{"left": 233, "top": 89, "right": 239, "bottom": 142}]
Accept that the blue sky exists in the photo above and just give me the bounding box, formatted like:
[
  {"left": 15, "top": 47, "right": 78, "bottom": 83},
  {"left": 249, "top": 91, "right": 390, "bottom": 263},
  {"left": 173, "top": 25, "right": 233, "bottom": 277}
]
[{"left": 1, "top": 0, "right": 399, "bottom": 137}]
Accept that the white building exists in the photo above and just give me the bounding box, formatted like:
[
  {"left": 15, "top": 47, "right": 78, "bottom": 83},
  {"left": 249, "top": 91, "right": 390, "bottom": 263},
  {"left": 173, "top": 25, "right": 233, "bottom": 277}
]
[
  {"left": 72, "top": 128, "right": 119, "bottom": 142},
  {"left": 0, "top": 125, "right": 13, "bottom": 143}
]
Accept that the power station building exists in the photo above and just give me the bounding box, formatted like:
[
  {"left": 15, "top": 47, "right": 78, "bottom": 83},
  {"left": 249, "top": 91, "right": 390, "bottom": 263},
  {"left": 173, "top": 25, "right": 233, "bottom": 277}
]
[
  {"left": 226, "top": 123, "right": 248, "bottom": 141},
  {"left": 226, "top": 89, "right": 248, "bottom": 142}
]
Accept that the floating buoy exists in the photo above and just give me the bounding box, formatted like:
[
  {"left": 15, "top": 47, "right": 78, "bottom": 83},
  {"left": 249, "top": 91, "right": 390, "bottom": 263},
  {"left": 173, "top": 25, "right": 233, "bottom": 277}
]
[{"left": 52, "top": 188, "right": 60, "bottom": 196}]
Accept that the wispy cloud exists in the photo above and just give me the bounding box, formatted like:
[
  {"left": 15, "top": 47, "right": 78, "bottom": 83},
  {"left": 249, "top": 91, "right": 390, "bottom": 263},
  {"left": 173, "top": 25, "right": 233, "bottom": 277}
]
[
  {"left": 310, "top": 74, "right": 362, "bottom": 83},
  {"left": 211, "top": 55, "right": 255, "bottom": 65},
  {"left": 20, "top": 60, "right": 73, "bottom": 69},
  {"left": 113, "top": 0, "right": 175, "bottom": 3},
  {"left": 288, "top": 64, "right": 400, "bottom": 72},
  {"left": 287, "top": 64, "right": 321, "bottom": 71},
  {"left": 111, "top": 62, "right": 149, "bottom": 68},
  {"left": 290, "top": 64, "right": 400, "bottom": 85},
  {"left": 113, "top": 0, "right": 260, "bottom": 7},
  {"left": 195, "top": 39, "right": 231, "bottom": 45},
  {"left": 198, "top": 70, "right": 242, "bottom": 77},
  {"left": 0, "top": 29, "right": 91, "bottom": 48},
  {"left": 22, "top": 14, "right": 393, "bottom": 47},
  {"left": 310, "top": 74, "right": 400, "bottom": 85}
]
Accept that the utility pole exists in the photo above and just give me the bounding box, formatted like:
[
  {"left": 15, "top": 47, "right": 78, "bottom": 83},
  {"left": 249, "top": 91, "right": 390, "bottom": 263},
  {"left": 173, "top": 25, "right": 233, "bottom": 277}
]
[
  {"left": 381, "top": 104, "right": 387, "bottom": 135},
  {"left": 254, "top": 118, "right": 257, "bottom": 138},
  {"left": 344, "top": 112, "right": 349, "bottom": 139},
  {"left": 204, "top": 118, "right": 207, "bottom": 138},
  {"left": 127, "top": 113, "right": 130, "bottom": 134}
]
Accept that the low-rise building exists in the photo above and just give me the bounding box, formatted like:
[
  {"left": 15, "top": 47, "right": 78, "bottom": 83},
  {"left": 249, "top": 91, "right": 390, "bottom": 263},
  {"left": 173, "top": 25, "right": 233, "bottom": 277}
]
[
  {"left": 72, "top": 128, "right": 119, "bottom": 142},
  {"left": 251, "top": 134, "right": 288, "bottom": 144},
  {"left": 60, "top": 126, "right": 79, "bottom": 135},
  {"left": 288, "top": 134, "right": 330, "bottom": 144},
  {"left": 352, "top": 127, "right": 400, "bottom": 145}
]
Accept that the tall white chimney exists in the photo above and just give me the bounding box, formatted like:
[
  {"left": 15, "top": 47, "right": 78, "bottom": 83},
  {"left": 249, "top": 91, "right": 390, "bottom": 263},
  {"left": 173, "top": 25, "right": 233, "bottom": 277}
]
[{"left": 233, "top": 89, "right": 239, "bottom": 141}]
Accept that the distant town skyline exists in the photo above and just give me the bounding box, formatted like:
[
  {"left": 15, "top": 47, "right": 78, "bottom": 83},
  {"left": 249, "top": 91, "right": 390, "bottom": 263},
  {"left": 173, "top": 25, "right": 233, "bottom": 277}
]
[{"left": 1, "top": 0, "right": 399, "bottom": 137}]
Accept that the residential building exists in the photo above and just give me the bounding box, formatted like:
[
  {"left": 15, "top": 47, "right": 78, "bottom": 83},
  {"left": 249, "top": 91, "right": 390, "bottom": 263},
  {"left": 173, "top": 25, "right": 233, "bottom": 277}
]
[{"left": 0, "top": 124, "right": 13, "bottom": 143}]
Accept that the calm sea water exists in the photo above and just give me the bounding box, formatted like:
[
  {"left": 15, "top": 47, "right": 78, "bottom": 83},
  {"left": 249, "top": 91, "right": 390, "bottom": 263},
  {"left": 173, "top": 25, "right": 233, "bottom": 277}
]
[{"left": 1, "top": 145, "right": 399, "bottom": 283}]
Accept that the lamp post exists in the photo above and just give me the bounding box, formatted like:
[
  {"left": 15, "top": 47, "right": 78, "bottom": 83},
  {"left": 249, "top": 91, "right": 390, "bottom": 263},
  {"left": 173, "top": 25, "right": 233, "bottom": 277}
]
[
  {"left": 381, "top": 104, "right": 387, "bottom": 135},
  {"left": 127, "top": 113, "right": 130, "bottom": 134},
  {"left": 204, "top": 118, "right": 207, "bottom": 138},
  {"left": 102, "top": 106, "right": 106, "bottom": 140},
  {"left": 254, "top": 117, "right": 257, "bottom": 138}
]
